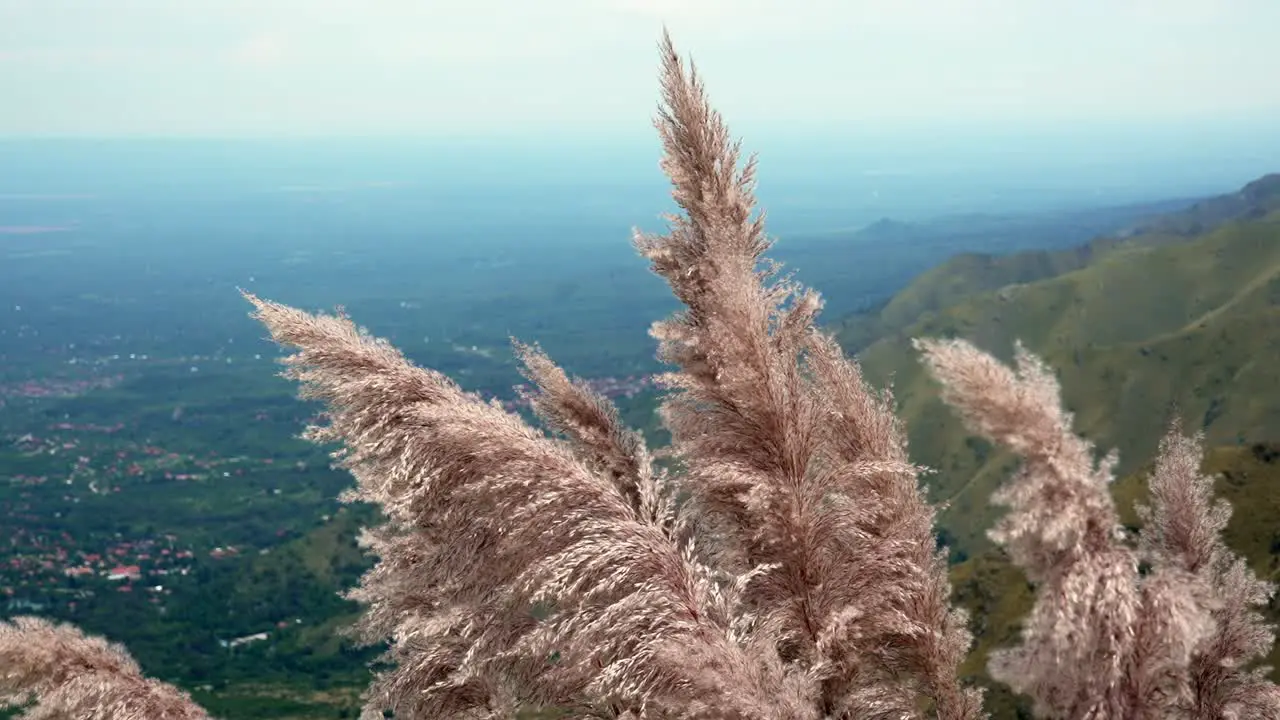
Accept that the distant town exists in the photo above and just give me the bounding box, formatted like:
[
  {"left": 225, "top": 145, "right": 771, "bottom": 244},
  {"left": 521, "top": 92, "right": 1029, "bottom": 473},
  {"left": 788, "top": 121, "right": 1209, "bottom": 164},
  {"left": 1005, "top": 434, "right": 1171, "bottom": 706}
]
[
  {"left": 0, "top": 351, "right": 660, "bottom": 617},
  {"left": 0, "top": 347, "right": 657, "bottom": 410}
]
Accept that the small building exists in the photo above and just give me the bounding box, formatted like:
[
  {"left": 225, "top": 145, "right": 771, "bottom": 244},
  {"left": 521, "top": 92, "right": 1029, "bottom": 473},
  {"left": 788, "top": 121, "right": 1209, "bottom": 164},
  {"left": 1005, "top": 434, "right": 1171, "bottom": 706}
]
[{"left": 105, "top": 565, "right": 141, "bottom": 581}]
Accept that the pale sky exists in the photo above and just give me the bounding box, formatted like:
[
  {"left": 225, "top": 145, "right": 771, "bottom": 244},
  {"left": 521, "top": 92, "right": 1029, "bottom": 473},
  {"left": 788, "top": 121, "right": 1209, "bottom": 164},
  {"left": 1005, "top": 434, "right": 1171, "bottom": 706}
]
[{"left": 2, "top": 0, "right": 1279, "bottom": 138}]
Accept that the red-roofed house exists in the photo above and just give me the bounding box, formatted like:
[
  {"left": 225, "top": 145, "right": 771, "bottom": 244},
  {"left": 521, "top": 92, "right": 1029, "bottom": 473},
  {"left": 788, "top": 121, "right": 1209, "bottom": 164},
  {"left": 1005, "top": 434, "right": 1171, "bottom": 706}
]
[{"left": 106, "top": 565, "right": 141, "bottom": 581}]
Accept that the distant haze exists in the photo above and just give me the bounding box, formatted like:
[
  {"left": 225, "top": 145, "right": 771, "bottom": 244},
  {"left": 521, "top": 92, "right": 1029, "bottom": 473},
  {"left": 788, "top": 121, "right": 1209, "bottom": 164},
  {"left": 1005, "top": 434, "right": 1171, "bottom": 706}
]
[
  {"left": 3, "top": 0, "right": 1279, "bottom": 139},
  {"left": 1, "top": 134, "right": 1276, "bottom": 239}
]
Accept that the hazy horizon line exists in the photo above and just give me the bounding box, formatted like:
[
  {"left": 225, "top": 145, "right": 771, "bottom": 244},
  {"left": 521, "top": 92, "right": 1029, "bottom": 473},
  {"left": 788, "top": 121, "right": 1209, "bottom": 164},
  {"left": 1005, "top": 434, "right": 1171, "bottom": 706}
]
[{"left": 2, "top": 113, "right": 1279, "bottom": 143}]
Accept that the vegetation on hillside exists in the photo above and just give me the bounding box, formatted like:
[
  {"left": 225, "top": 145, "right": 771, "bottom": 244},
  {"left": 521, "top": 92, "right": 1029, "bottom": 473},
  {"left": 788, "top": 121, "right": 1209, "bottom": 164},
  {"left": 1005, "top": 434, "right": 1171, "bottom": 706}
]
[
  {"left": 849, "top": 207, "right": 1280, "bottom": 558},
  {"left": 835, "top": 173, "right": 1280, "bottom": 355}
]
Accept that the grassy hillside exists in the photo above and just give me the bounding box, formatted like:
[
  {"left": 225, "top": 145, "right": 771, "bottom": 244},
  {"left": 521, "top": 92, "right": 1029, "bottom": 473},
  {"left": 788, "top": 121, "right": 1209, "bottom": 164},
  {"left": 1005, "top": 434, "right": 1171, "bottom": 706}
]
[
  {"left": 850, "top": 206, "right": 1280, "bottom": 559},
  {"left": 834, "top": 247, "right": 1095, "bottom": 353},
  {"left": 835, "top": 173, "right": 1280, "bottom": 354}
]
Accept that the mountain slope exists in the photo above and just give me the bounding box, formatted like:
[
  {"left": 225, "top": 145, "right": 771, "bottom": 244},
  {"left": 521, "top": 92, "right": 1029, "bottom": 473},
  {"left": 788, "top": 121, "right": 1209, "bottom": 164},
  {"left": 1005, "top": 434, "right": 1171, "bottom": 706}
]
[
  {"left": 852, "top": 208, "right": 1280, "bottom": 557},
  {"left": 834, "top": 248, "right": 1094, "bottom": 353}
]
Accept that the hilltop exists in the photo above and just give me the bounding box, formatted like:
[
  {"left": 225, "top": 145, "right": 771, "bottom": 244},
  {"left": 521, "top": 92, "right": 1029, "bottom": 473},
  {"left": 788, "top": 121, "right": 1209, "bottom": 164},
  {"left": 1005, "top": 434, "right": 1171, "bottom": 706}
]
[
  {"left": 784, "top": 196, "right": 1198, "bottom": 318},
  {"left": 1124, "top": 172, "right": 1280, "bottom": 237}
]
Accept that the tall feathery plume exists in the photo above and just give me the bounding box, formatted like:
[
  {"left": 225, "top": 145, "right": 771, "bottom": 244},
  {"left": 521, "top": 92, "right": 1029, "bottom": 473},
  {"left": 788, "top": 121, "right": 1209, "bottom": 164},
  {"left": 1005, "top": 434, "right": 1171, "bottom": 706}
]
[
  {"left": 915, "top": 339, "right": 1230, "bottom": 719},
  {"left": 1136, "top": 420, "right": 1280, "bottom": 718},
  {"left": 0, "top": 616, "right": 211, "bottom": 720},
  {"left": 244, "top": 294, "right": 817, "bottom": 719},
  {"left": 635, "top": 30, "right": 981, "bottom": 719}
]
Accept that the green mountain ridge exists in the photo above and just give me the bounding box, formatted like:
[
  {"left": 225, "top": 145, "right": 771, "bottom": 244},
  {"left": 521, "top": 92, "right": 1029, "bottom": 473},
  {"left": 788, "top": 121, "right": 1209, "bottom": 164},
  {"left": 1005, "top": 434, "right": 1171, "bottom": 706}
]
[
  {"left": 1123, "top": 172, "right": 1280, "bottom": 237},
  {"left": 835, "top": 173, "right": 1280, "bottom": 354},
  {"left": 780, "top": 196, "right": 1199, "bottom": 318}
]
